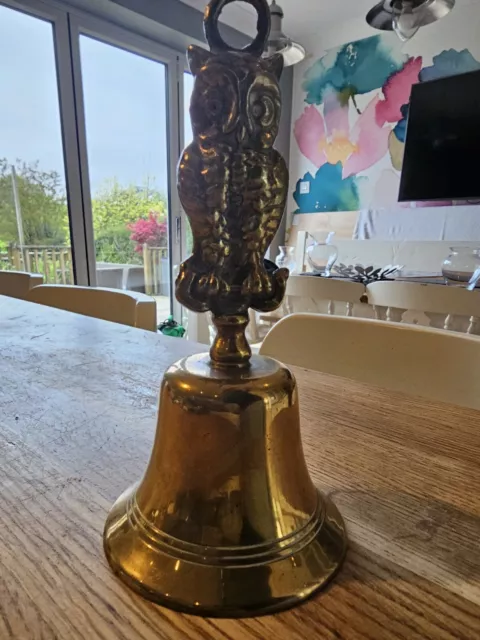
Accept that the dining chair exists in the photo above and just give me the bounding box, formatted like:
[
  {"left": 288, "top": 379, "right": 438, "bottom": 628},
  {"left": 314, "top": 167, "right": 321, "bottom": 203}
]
[
  {"left": 260, "top": 313, "right": 480, "bottom": 410},
  {"left": 285, "top": 275, "right": 369, "bottom": 317},
  {"left": 26, "top": 284, "right": 157, "bottom": 332},
  {"left": 0, "top": 270, "right": 43, "bottom": 300},
  {"left": 367, "top": 280, "right": 480, "bottom": 334},
  {"left": 253, "top": 275, "right": 371, "bottom": 344}
]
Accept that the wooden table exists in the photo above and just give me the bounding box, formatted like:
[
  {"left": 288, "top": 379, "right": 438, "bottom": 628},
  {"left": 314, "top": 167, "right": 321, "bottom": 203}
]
[{"left": 1, "top": 296, "right": 479, "bottom": 639}]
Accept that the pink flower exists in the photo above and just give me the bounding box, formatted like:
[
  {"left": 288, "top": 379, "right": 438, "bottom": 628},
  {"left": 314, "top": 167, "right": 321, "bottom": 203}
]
[
  {"left": 343, "top": 96, "right": 391, "bottom": 178},
  {"left": 376, "top": 57, "right": 422, "bottom": 126},
  {"left": 128, "top": 211, "right": 167, "bottom": 253},
  {"left": 294, "top": 57, "right": 423, "bottom": 178},
  {"left": 294, "top": 94, "right": 390, "bottom": 178},
  {"left": 294, "top": 89, "right": 353, "bottom": 169}
]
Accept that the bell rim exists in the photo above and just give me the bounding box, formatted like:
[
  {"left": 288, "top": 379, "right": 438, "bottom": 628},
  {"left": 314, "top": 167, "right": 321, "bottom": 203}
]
[{"left": 104, "top": 485, "right": 348, "bottom": 617}]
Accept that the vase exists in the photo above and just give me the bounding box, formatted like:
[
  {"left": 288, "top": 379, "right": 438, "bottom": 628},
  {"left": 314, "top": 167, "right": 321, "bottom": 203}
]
[
  {"left": 441, "top": 246, "right": 480, "bottom": 283},
  {"left": 306, "top": 232, "right": 338, "bottom": 277},
  {"left": 275, "top": 246, "right": 297, "bottom": 274}
]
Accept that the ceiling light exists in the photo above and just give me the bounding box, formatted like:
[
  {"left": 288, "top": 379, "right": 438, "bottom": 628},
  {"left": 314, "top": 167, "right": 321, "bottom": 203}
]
[
  {"left": 264, "top": 0, "right": 306, "bottom": 67},
  {"left": 366, "top": 0, "right": 455, "bottom": 41},
  {"left": 392, "top": 0, "right": 420, "bottom": 41}
]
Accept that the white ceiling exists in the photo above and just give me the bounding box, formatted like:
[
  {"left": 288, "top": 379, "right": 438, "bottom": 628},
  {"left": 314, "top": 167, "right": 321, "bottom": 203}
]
[
  {"left": 179, "top": 0, "right": 477, "bottom": 52},
  {"left": 179, "top": 0, "right": 375, "bottom": 42}
]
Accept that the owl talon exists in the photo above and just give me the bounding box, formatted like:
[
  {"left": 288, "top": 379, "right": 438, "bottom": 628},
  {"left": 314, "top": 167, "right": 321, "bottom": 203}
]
[
  {"left": 198, "top": 273, "right": 220, "bottom": 297},
  {"left": 242, "top": 266, "right": 273, "bottom": 298}
]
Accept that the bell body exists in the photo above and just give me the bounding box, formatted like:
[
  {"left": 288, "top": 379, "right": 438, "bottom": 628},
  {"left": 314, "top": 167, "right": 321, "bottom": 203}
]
[{"left": 104, "top": 353, "right": 347, "bottom": 617}]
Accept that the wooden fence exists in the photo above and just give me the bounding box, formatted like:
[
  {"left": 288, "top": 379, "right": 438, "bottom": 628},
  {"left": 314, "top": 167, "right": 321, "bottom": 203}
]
[
  {"left": 0, "top": 244, "right": 169, "bottom": 293},
  {"left": 0, "top": 245, "right": 74, "bottom": 284},
  {"left": 143, "top": 245, "right": 169, "bottom": 295}
]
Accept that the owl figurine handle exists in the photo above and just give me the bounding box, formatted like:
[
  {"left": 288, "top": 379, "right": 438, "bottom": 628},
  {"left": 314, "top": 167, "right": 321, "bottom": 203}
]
[{"left": 176, "top": 0, "right": 289, "bottom": 366}]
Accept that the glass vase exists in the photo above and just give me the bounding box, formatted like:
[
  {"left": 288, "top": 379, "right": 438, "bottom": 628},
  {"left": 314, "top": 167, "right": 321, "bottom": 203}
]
[
  {"left": 306, "top": 232, "right": 338, "bottom": 277},
  {"left": 441, "top": 246, "right": 480, "bottom": 283},
  {"left": 275, "top": 246, "right": 297, "bottom": 274}
]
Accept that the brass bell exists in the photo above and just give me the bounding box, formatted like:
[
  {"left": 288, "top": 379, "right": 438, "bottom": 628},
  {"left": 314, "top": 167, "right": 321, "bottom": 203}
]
[
  {"left": 104, "top": 352, "right": 347, "bottom": 616},
  {"left": 104, "top": 0, "right": 347, "bottom": 616}
]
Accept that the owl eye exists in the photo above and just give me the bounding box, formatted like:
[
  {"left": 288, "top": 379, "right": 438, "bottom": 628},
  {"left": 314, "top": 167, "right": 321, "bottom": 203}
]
[
  {"left": 253, "top": 96, "right": 275, "bottom": 127},
  {"left": 252, "top": 101, "right": 265, "bottom": 119},
  {"left": 190, "top": 65, "right": 239, "bottom": 137},
  {"left": 207, "top": 97, "right": 224, "bottom": 117}
]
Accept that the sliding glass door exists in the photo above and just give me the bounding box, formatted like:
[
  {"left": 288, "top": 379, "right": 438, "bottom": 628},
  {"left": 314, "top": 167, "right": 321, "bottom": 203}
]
[
  {"left": 0, "top": 0, "right": 189, "bottom": 322},
  {"left": 74, "top": 26, "right": 176, "bottom": 320}
]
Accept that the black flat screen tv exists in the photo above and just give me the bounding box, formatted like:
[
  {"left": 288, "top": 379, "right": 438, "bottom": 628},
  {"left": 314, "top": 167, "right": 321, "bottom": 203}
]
[{"left": 398, "top": 69, "right": 480, "bottom": 202}]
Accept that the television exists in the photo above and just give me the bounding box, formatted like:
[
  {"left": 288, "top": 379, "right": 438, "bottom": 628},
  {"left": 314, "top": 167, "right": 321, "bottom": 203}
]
[{"left": 398, "top": 69, "right": 480, "bottom": 202}]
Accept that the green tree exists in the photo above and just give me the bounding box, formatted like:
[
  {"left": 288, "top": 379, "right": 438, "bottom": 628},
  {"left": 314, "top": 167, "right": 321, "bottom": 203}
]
[
  {"left": 92, "top": 179, "right": 167, "bottom": 233},
  {"left": 0, "top": 159, "right": 68, "bottom": 246},
  {"left": 0, "top": 166, "right": 170, "bottom": 266},
  {"left": 95, "top": 225, "right": 141, "bottom": 265}
]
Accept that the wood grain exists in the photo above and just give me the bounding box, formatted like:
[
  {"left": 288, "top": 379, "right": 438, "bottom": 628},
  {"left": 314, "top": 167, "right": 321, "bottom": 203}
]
[{"left": 1, "top": 296, "right": 479, "bottom": 639}]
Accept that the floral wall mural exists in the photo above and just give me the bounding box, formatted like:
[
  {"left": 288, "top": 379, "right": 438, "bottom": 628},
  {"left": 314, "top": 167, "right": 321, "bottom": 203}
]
[{"left": 291, "top": 34, "right": 480, "bottom": 215}]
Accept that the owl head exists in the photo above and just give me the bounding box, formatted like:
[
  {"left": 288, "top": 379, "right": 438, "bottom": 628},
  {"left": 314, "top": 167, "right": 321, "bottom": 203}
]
[{"left": 187, "top": 45, "right": 283, "bottom": 149}]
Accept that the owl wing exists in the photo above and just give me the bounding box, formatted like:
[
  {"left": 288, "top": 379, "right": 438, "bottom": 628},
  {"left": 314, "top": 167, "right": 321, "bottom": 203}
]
[
  {"left": 232, "top": 149, "right": 288, "bottom": 311},
  {"left": 178, "top": 144, "right": 214, "bottom": 244},
  {"left": 239, "top": 149, "right": 288, "bottom": 256},
  {"left": 176, "top": 143, "right": 232, "bottom": 311},
  {"left": 259, "top": 150, "right": 288, "bottom": 255}
]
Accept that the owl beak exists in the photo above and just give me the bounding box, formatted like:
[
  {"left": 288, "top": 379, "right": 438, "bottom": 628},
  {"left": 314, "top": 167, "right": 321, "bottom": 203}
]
[{"left": 237, "top": 124, "right": 247, "bottom": 143}]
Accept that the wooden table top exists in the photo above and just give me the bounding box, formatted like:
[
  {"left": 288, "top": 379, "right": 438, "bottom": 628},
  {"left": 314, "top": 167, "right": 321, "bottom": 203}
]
[{"left": 1, "top": 295, "right": 479, "bottom": 640}]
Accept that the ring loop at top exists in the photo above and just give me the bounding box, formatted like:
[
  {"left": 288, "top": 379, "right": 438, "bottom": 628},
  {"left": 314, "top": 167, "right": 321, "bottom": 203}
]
[{"left": 204, "top": 0, "right": 271, "bottom": 56}]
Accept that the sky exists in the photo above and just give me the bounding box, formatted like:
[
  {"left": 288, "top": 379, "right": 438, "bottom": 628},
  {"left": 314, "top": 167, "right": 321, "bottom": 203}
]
[{"left": 0, "top": 4, "right": 194, "bottom": 197}]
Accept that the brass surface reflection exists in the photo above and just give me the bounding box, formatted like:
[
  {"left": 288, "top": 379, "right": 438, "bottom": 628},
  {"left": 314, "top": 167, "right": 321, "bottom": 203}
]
[{"left": 104, "top": 355, "right": 346, "bottom": 615}]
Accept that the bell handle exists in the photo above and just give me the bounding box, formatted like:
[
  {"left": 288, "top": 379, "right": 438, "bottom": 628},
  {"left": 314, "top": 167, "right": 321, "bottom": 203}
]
[{"left": 204, "top": 0, "right": 270, "bottom": 56}]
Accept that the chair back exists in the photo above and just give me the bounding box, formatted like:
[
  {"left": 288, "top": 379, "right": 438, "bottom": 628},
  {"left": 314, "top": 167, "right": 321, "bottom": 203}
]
[
  {"left": 286, "top": 275, "right": 367, "bottom": 317},
  {"left": 367, "top": 281, "right": 480, "bottom": 333},
  {"left": 0, "top": 271, "right": 43, "bottom": 300},
  {"left": 27, "top": 285, "right": 157, "bottom": 332},
  {"left": 260, "top": 313, "right": 480, "bottom": 409}
]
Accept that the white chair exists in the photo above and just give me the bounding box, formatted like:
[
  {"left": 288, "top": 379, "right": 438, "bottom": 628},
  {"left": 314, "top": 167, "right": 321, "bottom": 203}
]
[
  {"left": 260, "top": 313, "right": 480, "bottom": 410},
  {"left": 285, "top": 275, "right": 368, "bottom": 317},
  {"left": 26, "top": 284, "right": 157, "bottom": 332},
  {"left": 0, "top": 270, "right": 43, "bottom": 300},
  {"left": 253, "top": 275, "right": 370, "bottom": 343},
  {"left": 367, "top": 281, "right": 480, "bottom": 334}
]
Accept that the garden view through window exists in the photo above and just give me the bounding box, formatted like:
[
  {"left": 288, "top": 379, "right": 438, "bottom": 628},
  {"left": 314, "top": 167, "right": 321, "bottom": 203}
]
[
  {"left": 0, "top": 6, "right": 73, "bottom": 282},
  {"left": 0, "top": 4, "right": 198, "bottom": 325},
  {"left": 80, "top": 35, "right": 171, "bottom": 318}
]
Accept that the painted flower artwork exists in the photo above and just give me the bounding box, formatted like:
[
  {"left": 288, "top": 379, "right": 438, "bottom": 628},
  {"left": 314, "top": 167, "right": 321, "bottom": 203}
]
[
  {"left": 292, "top": 36, "right": 480, "bottom": 213},
  {"left": 302, "top": 36, "right": 407, "bottom": 113}
]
